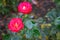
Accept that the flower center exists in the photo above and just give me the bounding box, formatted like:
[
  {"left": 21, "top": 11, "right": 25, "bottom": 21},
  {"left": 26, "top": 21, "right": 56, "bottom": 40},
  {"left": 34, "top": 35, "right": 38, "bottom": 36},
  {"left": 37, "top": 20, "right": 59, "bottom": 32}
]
[
  {"left": 14, "top": 23, "right": 18, "bottom": 28},
  {"left": 23, "top": 6, "right": 26, "bottom": 10}
]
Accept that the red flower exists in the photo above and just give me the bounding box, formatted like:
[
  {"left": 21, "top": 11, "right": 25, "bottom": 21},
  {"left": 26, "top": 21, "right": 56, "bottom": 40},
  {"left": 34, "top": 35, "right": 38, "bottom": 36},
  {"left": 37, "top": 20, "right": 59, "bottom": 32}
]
[
  {"left": 8, "top": 18, "right": 24, "bottom": 32},
  {"left": 18, "top": 2, "right": 32, "bottom": 14}
]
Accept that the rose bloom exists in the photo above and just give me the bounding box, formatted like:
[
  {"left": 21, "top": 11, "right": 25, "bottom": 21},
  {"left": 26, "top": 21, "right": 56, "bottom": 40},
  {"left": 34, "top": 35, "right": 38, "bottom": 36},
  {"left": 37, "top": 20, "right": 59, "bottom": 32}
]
[
  {"left": 8, "top": 18, "right": 24, "bottom": 32},
  {"left": 18, "top": 2, "right": 32, "bottom": 14}
]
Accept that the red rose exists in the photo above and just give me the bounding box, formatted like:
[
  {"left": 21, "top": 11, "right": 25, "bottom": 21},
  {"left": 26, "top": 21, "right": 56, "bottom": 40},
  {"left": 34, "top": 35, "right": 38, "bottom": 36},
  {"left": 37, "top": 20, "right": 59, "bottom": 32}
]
[
  {"left": 18, "top": 2, "right": 32, "bottom": 14},
  {"left": 8, "top": 18, "right": 24, "bottom": 32}
]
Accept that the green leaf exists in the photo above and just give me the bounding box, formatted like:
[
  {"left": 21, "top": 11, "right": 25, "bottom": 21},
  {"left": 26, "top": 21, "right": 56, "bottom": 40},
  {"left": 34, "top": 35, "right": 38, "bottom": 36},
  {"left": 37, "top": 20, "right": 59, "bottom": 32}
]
[
  {"left": 56, "top": 32, "right": 60, "bottom": 39},
  {"left": 54, "top": 0, "right": 60, "bottom": 5},
  {"left": 24, "top": 20, "right": 35, "bottom": 29},
  {"left": 3, "top": 34, "right": 10, "bottom": 40},
  {"left": 45, "top": 9, "right": 57, "bottom": 21},
  {"left": 26, "top": 30, "right": 33, "bottom": 39},
  {"left": 36, "top": 17, "right": 44, "bottom": 23},
  {"left": 55, "top": 16, "right": 60, "bottom": 25},
  {"left": 57, "top": 25, "right": 60, "bottom": 30},
  {"left": 10, "top": 33, "right": 20, "bottom": 40},
  {"left": 0, "top": 0, "right": 2, "bottom": 6},
  {"left": 33, "top": 29, "right": 40, "bottom": 37},
  {"left": 55, "top": 16, "right": 60, "bottom": 30},
  {"left": 11, "top": 36, "right": 20, "bottom": 40}
]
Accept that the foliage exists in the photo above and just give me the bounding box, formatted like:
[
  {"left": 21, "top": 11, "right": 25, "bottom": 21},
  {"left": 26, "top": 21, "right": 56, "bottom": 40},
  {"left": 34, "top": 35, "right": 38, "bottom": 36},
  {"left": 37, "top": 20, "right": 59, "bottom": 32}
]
[{"left": 0, "top": 0, "right": 60, "bottom": 40}]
